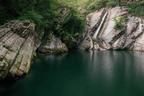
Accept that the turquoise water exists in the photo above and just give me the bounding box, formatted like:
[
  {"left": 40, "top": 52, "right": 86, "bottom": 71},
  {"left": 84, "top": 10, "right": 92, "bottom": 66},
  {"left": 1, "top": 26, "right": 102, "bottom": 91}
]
[{"left": 1, "top": 51, "right": 144, "bottom": 96}]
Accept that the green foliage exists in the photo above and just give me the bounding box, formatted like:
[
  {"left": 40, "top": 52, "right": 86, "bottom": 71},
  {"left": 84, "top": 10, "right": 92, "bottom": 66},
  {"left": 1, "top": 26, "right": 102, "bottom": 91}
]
[
  {"left": 107, "top": 0, "right": 118, "bottom": 7},
  {"left": 114, "top": 16, "right": 126, "bottom": 30},
  {"left": 0, "top": 0, "right": 144, "bottom": 48},
  {"left": 86, "top": 0, "right": 144, "bottom": 17},
  {"left": 19, "top": 10, "right": 45, "bottom": 31},
  {"left": 52, "top": 9, "right": 85, "bottom": 48},
  {"left": 0, "top": 0, "right": 85, "bottom": 45},
  {"left": 86, "top": 0, "right": 121, "bottom": 12},
  {"left": 87, "top": 0, "right": 108, "bottom": 11},
  {"left": 126, "top": 1, "right": 144, "bottom": 17},
  {"left": 0, "top": 6, "right": 9, "bottom": 25},
  {"left": 61, "top": 11, "right": 85, "bottom": 40}
]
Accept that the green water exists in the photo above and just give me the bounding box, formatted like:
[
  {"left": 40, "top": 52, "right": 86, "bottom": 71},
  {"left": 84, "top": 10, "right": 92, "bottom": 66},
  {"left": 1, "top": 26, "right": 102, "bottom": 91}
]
[{"left": 1, "top": 51, "right": 144, "bottom": 96}]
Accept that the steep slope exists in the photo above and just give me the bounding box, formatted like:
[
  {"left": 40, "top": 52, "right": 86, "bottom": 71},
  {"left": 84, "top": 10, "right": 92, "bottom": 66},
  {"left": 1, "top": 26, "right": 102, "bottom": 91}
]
[{"left": 80, "top": 7, "right": 144, "bottom": 51}]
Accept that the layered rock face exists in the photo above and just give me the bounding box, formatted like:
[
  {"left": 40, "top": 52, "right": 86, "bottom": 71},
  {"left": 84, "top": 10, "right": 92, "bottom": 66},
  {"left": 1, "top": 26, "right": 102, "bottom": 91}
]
[
  {"left": 0, "top": 20, "right": 35, "bottom": 79},
  {"left": 80, "top": 7, "right": 144, "bottom": 51},
  {"left": 38, "top": 33, "right": 68, "bottom": 54}
]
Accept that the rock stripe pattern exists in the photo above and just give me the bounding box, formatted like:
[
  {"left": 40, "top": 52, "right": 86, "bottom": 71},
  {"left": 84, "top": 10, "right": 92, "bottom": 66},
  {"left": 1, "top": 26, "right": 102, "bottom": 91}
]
[
  {"left": 80, "top": 7, "right": 144, "bottom": 51},
  {"left": 0, "top": 20, "right": 35, "bottom": 79}
]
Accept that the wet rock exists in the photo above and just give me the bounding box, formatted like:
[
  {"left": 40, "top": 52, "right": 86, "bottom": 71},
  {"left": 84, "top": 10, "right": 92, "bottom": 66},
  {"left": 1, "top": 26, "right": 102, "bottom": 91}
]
[
  {"left": 0, "top": 20, "right": 36, "bottom": 79},
  {"left": 80, "top": 7, "right": 144, "bottom": 51},
  {"left": 38, "top": 33, "right": 68, "bottom": 54}
]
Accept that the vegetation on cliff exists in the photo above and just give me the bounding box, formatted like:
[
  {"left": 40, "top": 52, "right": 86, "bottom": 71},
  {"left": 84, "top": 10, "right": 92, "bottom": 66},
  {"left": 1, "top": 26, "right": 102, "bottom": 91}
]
[
  {"left": 0, "top": 0, "right": 143, "bottom": 48},
  {"left": 0, "top": 0, "right": 144, "bottom": 79},
  {"left": 87, "top": 0, "right": 144, "bottom": 16},
  {"left": 0, "top": 0, "right": 86, "bottom": 48}
]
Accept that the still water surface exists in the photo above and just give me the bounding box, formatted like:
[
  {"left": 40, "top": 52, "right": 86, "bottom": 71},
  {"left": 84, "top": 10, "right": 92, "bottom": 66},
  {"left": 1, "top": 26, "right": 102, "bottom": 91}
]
[{"left": 2, "top": 51, "right": 144, "bottom": 96}]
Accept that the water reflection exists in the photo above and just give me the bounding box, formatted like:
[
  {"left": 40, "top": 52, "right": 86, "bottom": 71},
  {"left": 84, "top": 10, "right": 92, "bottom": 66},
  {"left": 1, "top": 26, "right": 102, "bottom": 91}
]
[
  {"left": 84, "top": 51, "right": 144, "bottom": 93},
  {"left": 87, "top": 51, "right": 114, "bottom": 81},
  {"left": 2, "top": 51, "right": 144, "bottom": 96},
  {"left": 85, "top": 51, "right": 144, "bottom": 79}
]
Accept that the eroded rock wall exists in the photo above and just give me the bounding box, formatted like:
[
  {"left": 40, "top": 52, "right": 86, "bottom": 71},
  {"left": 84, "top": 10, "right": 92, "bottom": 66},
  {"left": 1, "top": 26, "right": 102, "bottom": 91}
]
[
  {"left": 80, "top": 7, "right": 144, "bottom": 51},
  {"left": 0, "top": 20, "right": 36, "bottom": 79}
]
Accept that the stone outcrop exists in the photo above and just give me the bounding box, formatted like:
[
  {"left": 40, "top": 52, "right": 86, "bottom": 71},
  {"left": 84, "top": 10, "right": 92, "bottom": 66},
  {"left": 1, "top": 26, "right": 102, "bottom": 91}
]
[
  {"left": 38, "top": 33, "right": 68, "bottom": 54},
  {"left": 79, "top": 7, "right": 144, "bottom": 51},
  {"left": 0, "top": 20, "right": 36, "bottom": 79},
  {"left": 38, "top": 7, "right": 69, "bottom": 54}
]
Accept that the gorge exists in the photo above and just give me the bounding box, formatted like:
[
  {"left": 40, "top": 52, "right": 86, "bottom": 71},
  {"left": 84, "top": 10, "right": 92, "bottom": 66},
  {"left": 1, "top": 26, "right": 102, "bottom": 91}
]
[{"left": 0, "top": 0, "right": 144, "bottom": 96}]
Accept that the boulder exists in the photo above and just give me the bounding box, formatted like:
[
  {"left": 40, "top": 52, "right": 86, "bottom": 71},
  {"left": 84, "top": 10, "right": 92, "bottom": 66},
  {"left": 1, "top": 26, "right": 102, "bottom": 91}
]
[
  {"left": 0, "top": 20, "right": 36, "bottom": 79},
  {"left": 38, "top": 33, "right": 68, "bottom": 54},
  {"left": 80, "top": 7, "right": 144, "bottom": 51}
]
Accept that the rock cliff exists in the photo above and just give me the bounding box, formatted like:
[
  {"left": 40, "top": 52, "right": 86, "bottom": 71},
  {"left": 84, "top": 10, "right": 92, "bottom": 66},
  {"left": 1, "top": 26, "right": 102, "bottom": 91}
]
[
  {"left": 80, "top": 7, "right": 144, "bottom": 51},
  {"left": 0, "top": 20, "right": 36, "bottom": 79}
]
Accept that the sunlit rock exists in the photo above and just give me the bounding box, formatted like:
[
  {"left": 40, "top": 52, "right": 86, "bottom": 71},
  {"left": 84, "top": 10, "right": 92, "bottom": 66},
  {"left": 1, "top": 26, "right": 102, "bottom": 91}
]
[
  {"left": 0, "top": 20, "right": 36, "bottom": 79},
  {"left": 38, "top": 33, "right": 68, "bottom": 54},
  {"left": 80, "top": 7, "right": 144, "bottom": 51}
]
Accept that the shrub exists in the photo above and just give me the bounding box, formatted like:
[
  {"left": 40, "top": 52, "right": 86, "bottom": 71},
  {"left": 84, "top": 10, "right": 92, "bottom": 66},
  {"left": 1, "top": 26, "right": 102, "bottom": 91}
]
[
  {"left": 114, "top": 16, "right": 126, "bottom": 31},
  {"left": 19, "top": 10, "right": 45, "bottom": 30},
  {"left": 127, "top": 1, "right": 144, "bottom": 17},
  {"left": 87, "top": 0, "right": 108, "bottom": 11},
  {"left": 107, "top": 0, "right": 118, "bottom": 7}
]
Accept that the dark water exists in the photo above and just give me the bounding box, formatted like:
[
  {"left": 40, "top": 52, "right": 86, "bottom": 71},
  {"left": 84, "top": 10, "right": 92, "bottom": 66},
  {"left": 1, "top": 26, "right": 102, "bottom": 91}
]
[{"left": 1, "top": 51, "right": 144, "bottom": 96}]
